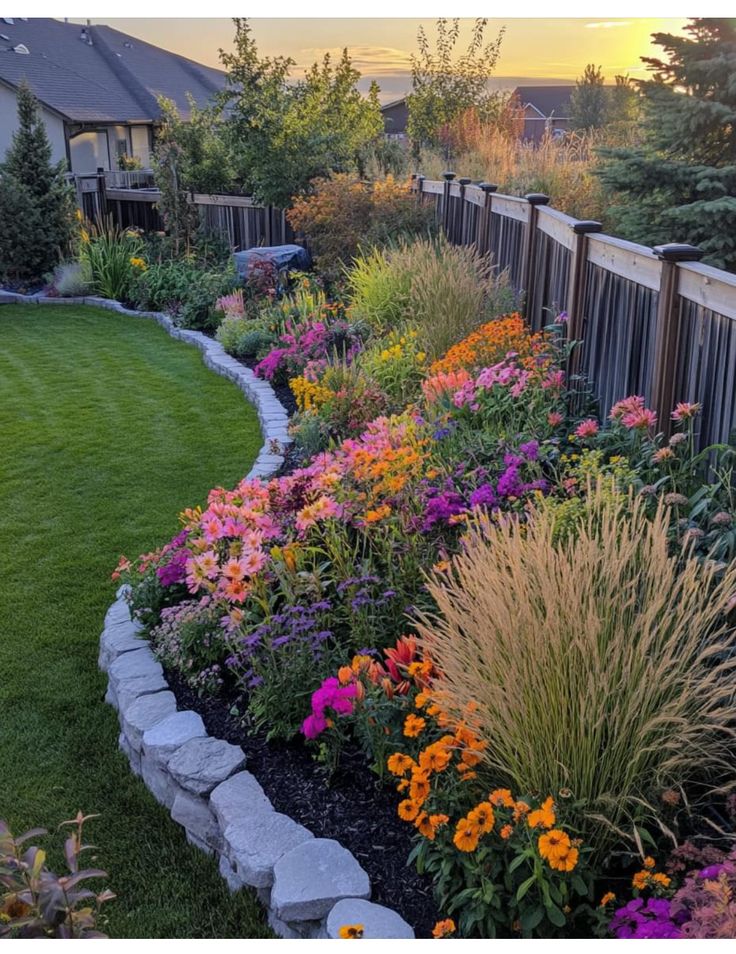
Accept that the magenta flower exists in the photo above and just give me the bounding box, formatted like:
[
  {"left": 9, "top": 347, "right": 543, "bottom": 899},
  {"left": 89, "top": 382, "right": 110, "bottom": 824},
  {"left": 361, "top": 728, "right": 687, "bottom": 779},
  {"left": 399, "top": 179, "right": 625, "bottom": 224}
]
[{"left": 622, "top": 407, "right": 657, "bottom": 432}]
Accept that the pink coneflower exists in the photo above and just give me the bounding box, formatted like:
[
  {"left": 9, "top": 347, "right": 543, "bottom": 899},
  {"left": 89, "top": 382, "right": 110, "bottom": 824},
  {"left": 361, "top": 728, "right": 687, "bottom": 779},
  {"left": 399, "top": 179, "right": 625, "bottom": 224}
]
[
  {"left": 610, "top": 395, "right": 645, "bottom": 422},
  {"left": 575, "top": 418, "right": 599, "bottom": 439},
  {"left": 671, "top": 402, "right": 702, "bottom": 422},
  {"left": 548, "top": 411, "right": 564, "bottom": 427},
  {"left": 541, "top": 369, "right": 566, "bottom": 391},
  {"left": 622, "top": 407, "right": 657, "bottom": 432}
]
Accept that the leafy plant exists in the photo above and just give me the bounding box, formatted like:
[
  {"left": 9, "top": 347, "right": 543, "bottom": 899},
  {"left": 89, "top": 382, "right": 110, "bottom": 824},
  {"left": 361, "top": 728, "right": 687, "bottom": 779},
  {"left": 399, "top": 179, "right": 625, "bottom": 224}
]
[
  {"left": 0, "top": 813, "right": 114, "bottom": 938},
  {"left": 79, "top": 218, "right": 145, "bottom": 303}
]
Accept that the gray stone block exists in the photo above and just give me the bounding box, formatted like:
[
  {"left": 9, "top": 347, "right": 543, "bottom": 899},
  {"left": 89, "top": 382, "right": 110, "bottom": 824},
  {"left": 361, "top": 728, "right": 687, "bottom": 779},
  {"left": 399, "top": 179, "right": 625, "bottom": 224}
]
[
  {"left": 105, "top": 597, "right": 131, "bottom": 627},
  {"left": 118, "top": 731, "right": 141, "bottom": 775},
  {"left": 224, "top": 812, "right": 314, "bottom": 888},
  {"left": 270, "top": 839, "right": 370, "bottom": 922},
  {"left": 98, "top": 618, "right": 145, "bottom": 671},
  {"left": 171, "top": 791, "right": 222, "bottom": 853},
  {"left": 185, "top": 830, "right": 214, "bottom": 857},
  {"left": 142, "top": 710, "right": 207, "bottom": 768},
  {"left": 120, "top": 690, "right": 177, "bottom": 752},
  {"left": 326, "top": 899, "right": 415, "bottom": 939},
  {"left": 267, "top": 911, "right": 303, "bottom": 940},
  {"left": 167, "top": 736, "right": 246, "bottom": 796},
  {"left": 218, "top": 852, "right": 246, "bottom": 893},
  {"left": 113, "top": 670, "right": 169, "bottom": 713},
  {"left": 209, "top": 771, "right": 273, "bottom": 830},
  {"left": 140, "top": 752, "right": 183, "bottom": 808}
]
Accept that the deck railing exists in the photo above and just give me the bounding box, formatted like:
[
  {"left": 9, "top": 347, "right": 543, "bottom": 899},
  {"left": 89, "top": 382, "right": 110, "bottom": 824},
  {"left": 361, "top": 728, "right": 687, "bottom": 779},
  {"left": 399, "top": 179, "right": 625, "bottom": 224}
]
[{"left": 414, "top": 173, "right": 736, "bottom": 449}]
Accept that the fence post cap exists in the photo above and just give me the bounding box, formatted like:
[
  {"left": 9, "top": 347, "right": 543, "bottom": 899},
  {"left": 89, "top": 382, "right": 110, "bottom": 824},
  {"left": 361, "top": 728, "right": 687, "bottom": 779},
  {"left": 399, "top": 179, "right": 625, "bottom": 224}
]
[
  {"left": 442, "top": 171, "right": 456, "bottom": 181},
  {"left": 458, "top": 176, "right": 472, "bottom": 186},
  {"left": 479, "top": 182, "right": 498, "bottom": 193},
  {"left": 653, "top": 243, "right": 705, "bottom": 263},
  {"left": 572, "top": 220, "right": 603, "bottom": 234},
  {"left": 525, "top": 193, "right": 550, "bottom": 206}
]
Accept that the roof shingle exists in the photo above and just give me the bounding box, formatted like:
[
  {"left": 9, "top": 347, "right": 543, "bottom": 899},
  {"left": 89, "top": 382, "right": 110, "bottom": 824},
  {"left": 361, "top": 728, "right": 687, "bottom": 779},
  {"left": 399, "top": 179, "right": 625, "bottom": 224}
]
[{"left": 0, "top": 18, "right": 226, "bottom": 123}]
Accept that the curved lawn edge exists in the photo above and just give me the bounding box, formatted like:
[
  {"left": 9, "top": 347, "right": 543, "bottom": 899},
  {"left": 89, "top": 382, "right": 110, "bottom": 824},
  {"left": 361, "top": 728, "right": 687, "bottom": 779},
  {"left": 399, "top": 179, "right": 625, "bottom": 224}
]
[
  {"left": 0, "top": 290, "right": 414, "bottom": 938},
  {"left": 0, "top": 290, "right": 290, "bottom": 474}
]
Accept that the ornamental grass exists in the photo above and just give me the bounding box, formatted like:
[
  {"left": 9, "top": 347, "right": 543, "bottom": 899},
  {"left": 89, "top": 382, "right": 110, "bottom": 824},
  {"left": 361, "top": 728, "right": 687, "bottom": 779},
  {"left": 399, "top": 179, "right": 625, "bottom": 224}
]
[{"left": 415, "top": 483, "right": 736, "bottom": 849}]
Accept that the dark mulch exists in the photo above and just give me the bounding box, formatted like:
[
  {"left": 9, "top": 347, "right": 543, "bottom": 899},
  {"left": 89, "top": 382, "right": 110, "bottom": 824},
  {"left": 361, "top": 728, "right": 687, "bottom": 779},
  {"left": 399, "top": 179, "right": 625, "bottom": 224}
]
[
  {"left": 242, "top": 357, "right": 297, "bottom": 417},
  {"left": 165, "top": 670, "right": 438, "bottom": 938}
]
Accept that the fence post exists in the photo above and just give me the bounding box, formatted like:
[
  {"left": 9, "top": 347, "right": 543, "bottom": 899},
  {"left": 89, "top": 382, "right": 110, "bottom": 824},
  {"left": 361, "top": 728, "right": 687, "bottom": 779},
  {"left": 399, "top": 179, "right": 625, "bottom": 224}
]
[
  {"left": 566, "top": 219, "right": 602, "bottom": 379},
  {"left": 650, "top": 243, "right": 705, "bottom": 437},
  {"left": 478, "top": 182, "right": 497, "bottom": 259},
  {"left": 521, "top": 193, "right": 550, "bottom": 320},
  {"left": 458, "top": 176, "right": 471, "bottom": 244},
  {"left": 441, "top": 171, "right": 455, "bottom": 238},
  {"left": 95, "top": 166, "right": 107, "bottom": 223}
]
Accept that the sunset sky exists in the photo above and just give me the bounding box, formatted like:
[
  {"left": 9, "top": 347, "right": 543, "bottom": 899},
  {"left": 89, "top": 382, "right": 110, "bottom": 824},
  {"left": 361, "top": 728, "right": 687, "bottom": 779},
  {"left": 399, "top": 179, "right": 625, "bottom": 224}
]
[{"left": 75, "top": 17, "right": 689, "bottom": 103}]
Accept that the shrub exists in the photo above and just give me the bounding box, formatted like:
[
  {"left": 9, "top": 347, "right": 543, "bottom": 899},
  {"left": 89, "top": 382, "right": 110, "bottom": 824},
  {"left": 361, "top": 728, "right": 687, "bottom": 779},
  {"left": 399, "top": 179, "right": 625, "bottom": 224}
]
[
  {"left": 0, "top": 813, "right": 114, "bottom": 938},
  {"left": 288, "top": 173, "right": 435, "bottom": 279},
  {"left": 51, "top": 261, "right": 89, "bottom": 297},
  {"left": 414, "top": 484, "right": 736, "bottom": 850},
  {"left": 347, "top": 246, "right": 414, "bottom": 333},
  {"left": 215, "top": 315, "right": 276, "bottom": 359}
]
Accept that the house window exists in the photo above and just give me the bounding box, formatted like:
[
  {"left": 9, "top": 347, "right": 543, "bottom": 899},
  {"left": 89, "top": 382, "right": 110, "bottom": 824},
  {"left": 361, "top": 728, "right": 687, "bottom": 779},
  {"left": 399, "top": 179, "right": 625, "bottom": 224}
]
[
  {"left": 69, "top": 130, "right": 110, "bottom": 173},
  {"left": 130, "top": 126, "right": 151, "bottom": 168}
]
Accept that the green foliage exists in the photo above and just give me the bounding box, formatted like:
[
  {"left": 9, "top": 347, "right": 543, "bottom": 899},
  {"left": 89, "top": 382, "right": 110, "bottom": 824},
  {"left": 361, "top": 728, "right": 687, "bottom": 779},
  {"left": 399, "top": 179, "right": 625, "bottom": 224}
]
[
  {"left": 215, "top": 315, "right": 276, "bottom": 359},
  {"left": 152, "top": 96, "right": 237, "bottom": 254},
  {"left": 79, "top": 220, "right": 145, "bottom": 303},
  {"left": 0, "top": 82, "right": 75, "bottom": 283},
  {"left": 349, "top": 237, "right": 516, "bottom": 360},
  {"left": 569, "top": 64, "right": 608, "bottom": 131},
  {"left": 407, "top": 18, "right": 505, "bottom": 153},
  {"left": 131, "top": 256, "right": 237, "bottom": 330},
  {"left": 220, "top": 19, "right": 383, "bottom": 208},
  {"left": 597, "top": 18, "right": 736, "bottom": 270},
  {"left": 0, "top": 813, "right": 114, "bottom": 938}
]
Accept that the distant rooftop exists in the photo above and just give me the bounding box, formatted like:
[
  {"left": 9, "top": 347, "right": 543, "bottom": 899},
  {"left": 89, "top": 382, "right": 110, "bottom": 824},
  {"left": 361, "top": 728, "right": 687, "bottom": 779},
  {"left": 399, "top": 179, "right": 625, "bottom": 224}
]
[
  {"left": 512, "top": 85, "right": 575, "bottom": 118},
  {"left": 0, "top": 17, "right": 226, "bottom": 123}
]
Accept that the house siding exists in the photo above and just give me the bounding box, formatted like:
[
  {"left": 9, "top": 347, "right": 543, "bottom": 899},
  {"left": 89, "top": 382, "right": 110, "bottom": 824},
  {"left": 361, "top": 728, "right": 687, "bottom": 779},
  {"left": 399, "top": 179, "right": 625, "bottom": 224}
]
[{"left": 0, "top": 82, "right": 67, "bottom": 167}]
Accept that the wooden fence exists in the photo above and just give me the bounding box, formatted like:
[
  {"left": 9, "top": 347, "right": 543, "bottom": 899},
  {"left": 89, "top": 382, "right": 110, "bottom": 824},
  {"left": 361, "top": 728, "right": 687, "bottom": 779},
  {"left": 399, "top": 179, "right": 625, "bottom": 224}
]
[
  {"left": 70, "top": 172, "right": 293, "bottom": 250},
  {"left": 414, "top": 173, "right": 736, "bottom": 450}
]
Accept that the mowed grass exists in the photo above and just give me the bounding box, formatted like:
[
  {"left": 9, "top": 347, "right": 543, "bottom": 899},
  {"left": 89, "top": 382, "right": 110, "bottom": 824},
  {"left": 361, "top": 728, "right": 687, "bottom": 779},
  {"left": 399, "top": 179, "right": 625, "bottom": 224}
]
[{"left": 0, "top": 305, "right": 272, "bottom": 938}]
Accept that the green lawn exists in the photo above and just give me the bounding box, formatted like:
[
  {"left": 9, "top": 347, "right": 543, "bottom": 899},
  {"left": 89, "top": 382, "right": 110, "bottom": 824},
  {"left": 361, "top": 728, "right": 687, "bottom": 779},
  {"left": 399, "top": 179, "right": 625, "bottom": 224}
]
[{"left": 0, "top": 305, "right": 272, "bottom": 938}]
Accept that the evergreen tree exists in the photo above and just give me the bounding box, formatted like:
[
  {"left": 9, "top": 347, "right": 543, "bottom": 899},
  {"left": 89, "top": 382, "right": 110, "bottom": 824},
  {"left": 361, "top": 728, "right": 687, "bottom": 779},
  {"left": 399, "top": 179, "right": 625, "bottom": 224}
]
[
  {"left": 0, "top": 81, "right": 75, "bottom": 282},
  {"left": 569, "top": 64, "right": 608, "bottom": 130},
  {"left": 597, "top": 19, "right": 736, "bottom": 271}
]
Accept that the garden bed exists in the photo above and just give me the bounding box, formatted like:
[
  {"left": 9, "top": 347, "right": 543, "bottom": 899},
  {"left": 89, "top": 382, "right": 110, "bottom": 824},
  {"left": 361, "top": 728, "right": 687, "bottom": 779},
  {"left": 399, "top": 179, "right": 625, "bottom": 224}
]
[{"left": 165, "top": 670, "right": 437, "bottom": 937}]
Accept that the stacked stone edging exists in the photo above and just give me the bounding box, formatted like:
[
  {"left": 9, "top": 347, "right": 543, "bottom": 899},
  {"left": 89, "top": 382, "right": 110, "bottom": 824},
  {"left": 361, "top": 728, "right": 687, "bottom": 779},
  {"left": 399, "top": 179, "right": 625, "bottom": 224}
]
[{"left": 1, "top": 290, "right": 415, "bottom": 938}]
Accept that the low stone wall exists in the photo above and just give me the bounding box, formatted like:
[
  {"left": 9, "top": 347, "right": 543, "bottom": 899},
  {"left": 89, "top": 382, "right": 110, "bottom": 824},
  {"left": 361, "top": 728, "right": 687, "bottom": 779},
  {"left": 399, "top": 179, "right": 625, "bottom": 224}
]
[{"left": 0, "top": 291, "right": 415, "bottom": 939}]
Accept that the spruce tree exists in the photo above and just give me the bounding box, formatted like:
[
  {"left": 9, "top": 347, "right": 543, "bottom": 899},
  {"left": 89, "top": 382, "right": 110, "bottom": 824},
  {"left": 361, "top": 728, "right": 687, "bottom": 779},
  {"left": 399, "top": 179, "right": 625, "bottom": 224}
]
[
  {"left": 0, "top": 81, "right": 74, "bottom": 283},
  {"left": 597, "top": 19, "right": 736, "bottom": 271}
]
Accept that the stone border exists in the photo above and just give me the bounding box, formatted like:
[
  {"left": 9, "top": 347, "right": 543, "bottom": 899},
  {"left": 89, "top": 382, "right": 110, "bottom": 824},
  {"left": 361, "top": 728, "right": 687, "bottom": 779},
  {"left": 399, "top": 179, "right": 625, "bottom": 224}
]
[{"left": 1, "top": 290, "right": 415, "bottom": 939}]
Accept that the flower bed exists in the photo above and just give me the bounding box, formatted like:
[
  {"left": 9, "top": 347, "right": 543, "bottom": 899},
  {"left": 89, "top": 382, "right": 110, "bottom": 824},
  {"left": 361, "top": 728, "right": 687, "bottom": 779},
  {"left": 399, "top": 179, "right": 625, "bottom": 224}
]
[{"left": 104, "top": 237, "right": 736, "bottom": 938}]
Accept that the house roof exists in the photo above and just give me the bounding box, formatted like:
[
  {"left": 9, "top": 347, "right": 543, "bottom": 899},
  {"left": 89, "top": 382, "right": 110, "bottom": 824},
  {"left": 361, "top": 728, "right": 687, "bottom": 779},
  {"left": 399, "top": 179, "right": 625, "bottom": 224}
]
[
  {"left": 512, "top": 85, "right": 574, "bottom": 119},
  {"left": 0, "top": 18, "right": 226, "bottom": 124}
]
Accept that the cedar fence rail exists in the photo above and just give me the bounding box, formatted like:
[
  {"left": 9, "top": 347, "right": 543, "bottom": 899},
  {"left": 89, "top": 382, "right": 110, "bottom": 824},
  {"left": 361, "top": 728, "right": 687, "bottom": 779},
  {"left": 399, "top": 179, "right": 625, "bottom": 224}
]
[{"left": 413, "top": 172, "right": 736, "bottom": 450}]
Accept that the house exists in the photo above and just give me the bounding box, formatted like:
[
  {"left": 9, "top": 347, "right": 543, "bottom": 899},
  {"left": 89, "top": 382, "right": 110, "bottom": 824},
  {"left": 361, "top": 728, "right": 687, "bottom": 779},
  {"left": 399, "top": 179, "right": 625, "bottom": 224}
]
[
  {"left": 381, "top": 98, "right": 408, "bottom": 139},
  {"left": 511, "top": 86, "right": 574, "bottom": 143},
  {"left": 0, "top": 17, "right": 227, "bottom": 173}
]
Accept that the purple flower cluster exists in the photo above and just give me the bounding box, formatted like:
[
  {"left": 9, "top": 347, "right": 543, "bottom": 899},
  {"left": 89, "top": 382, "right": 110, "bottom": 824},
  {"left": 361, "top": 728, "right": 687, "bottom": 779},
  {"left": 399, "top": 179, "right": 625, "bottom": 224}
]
[
  {"left": 336, "top": 575, "right": 397, "bottom": 613},
  {"left": 228, "top": 599, "right": 332, "bottom": 688},
  {"left": 302, "top": 676, "right": 358, "bottom": 739},
  {"left": 610, "top": 898, "right": 685, "bottom": 939},
  {"left": 155, "top": 529, "right": 190, "bottom": 587}
]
